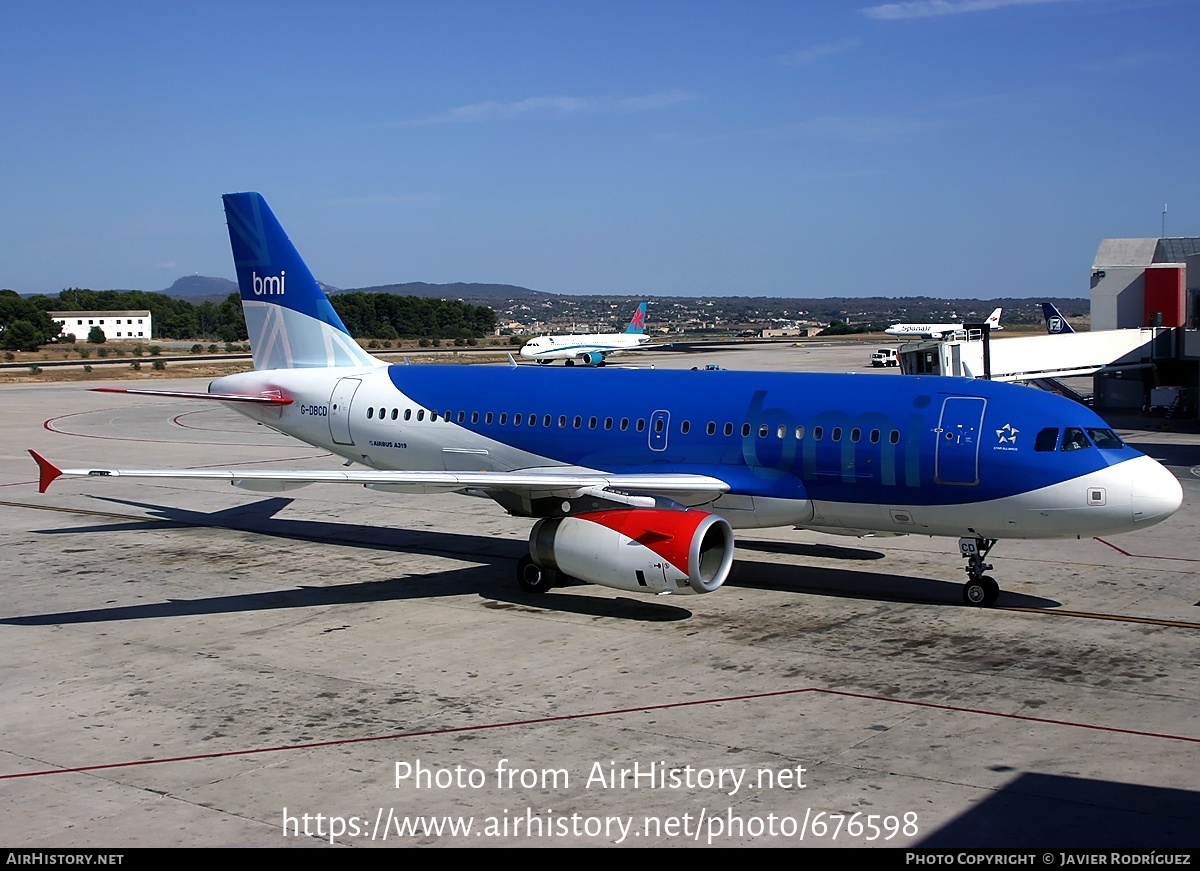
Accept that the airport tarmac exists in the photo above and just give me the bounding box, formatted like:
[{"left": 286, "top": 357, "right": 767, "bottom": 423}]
[{"left": 0, "top": 341, "right": 1197, "bottom": 848}]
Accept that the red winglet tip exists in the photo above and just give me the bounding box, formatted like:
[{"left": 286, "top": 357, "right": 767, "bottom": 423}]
[{"left": 28, "top": 450, "right": 63, "bottom": 493}]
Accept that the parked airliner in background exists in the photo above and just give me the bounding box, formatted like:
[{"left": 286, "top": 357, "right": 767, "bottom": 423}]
[
  {"left": 885, "top": 308, "right": 1003, "bottom": 339},
  {"left": 30, "top": 194, "right": 1182, "bottom": 607},
  {"left": 1042, "top": 303, "right": 1077, "bottom": 335},
  {"left": 519, "top": 302, "right": 662, "bottom": 365}
]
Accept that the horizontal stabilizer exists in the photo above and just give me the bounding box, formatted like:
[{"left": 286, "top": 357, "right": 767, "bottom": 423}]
[{"left": 90, "top": 387, "right": 292, "bottom": 404}]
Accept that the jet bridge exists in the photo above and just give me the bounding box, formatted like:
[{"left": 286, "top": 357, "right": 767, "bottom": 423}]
[{"left": 896, "top": 328, "right": 1165, "bottom": 382}]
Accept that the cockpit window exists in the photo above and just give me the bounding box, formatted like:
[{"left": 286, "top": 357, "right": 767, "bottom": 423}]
[
  {"left": 1035, "top": 428, "right": 1059, "bottom": 452},
  {"left": 1086, "top": 428, "right": 1124, "bottom": 449},
  {"left": 1061, "top": 427, "right": 1091, "bottom": 451}
]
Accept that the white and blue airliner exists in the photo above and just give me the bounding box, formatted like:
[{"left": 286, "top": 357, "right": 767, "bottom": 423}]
[{"left": 31, "top": 193, "right": 1183, "bottom": 607}]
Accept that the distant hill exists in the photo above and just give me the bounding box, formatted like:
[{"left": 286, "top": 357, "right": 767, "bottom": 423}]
[
  {"left": 337, "top": 282, "right": 549, "bottom": 303},
  {"left": 156, "top": 276, "right": 544, "bottom": 307},
  {"left": 159, "top": 275, "right": 239, "bottom": 301}
]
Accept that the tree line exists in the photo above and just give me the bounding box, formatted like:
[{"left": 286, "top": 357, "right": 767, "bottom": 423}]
[{"left": 0, "top": 289, "right": 497, "bottom": 351}]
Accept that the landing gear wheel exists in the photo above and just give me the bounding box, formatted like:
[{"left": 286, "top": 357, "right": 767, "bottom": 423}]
[
  {"left": 959, "top": 537, "right": 1001, "bottom": 607},
  {"left": 517, "top": 555, "right": 554, "bottom": 594},
  {"left": 962, "top": 575, "right": 999, "bottom": 607}
]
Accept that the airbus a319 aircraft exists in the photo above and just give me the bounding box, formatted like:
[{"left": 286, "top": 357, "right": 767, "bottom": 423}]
[
  {"left": 885, "top": 308, "right": 1003, "bottom": 339},
  {"left": 518, "top": 302, "right": 661, "bottom": 365},
  {"left": 30, "top": 193, "right": 1183, "bottom": 607}
]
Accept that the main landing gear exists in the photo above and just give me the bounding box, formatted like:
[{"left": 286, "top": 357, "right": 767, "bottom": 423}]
[
  {"left": 959, "top": 537, "right": 1000, "bottom": 606},
  {"left": 517, "top": 555, "right": 555, "bottom": 594}
]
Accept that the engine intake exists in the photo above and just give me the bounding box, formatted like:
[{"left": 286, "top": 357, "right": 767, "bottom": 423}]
[{"left": 530, "top": 508, "right": 734, "bottom": 595}]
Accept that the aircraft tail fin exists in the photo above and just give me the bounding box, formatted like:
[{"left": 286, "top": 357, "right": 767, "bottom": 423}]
[
  {"left": 624, "top": 302, "right": 648, "bottom": 334},
  {"left": 987, "top": 307, "right": 1003, "bottom": 330},
  {"left": 223, "top": 192, "right": 377, "bottom": 370},
  {"left": 1042, "top": 303, "right": 1075, "bottom": 335}
]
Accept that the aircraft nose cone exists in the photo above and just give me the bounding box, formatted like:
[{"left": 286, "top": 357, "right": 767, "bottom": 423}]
[{"left": 1130, "top": 454, "right": 1183, "bottom": 526}]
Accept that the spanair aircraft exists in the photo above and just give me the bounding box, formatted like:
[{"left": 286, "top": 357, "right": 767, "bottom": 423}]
[
  {"left": 29, "top": 193, "right": 1183, "bottom": 607},
  {"left": 885, "top": 308, "right": 1003, "bottom": 339},
  {"left": 1042, "top": 303, "right": 1076, "bottom": 335},
  {"left": 519, "top": 302, "right": 662, "bottom": 365}
]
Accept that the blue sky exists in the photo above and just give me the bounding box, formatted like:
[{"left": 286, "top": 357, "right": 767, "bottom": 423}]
[{"left": 2, "top": 0, "right": 1196, "bottom": 298}]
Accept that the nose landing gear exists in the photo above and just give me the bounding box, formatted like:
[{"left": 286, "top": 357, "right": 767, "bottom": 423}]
[{"left": 959, "top": 537, "right": 1000, "bottom": 606}]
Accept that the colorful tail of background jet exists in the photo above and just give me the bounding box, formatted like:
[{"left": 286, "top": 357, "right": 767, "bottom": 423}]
[
  {"left": 1041, "top": 303, "right": 1076, "bottom": 334},
  {"left": 624, "top": 302, "right": 648, "bottom": 334}
]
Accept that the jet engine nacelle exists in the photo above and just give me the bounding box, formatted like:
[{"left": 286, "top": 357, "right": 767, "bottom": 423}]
[
  {"left": 580, "top": 351, "right": 606, "bottom": 366},
  {"left": 530, "top": 508, "right": 735, "bottom": 595}
]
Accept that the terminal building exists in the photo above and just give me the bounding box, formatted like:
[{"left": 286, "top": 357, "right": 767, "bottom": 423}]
[
  {"left": 50, "top": 310, "right": 153, "bottom": 342},
  {"left": 898, "top": 235, "right": 1200, "bottom": 418}
]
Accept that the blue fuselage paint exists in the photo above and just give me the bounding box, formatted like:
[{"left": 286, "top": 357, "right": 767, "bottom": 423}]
[{"left": 364, "top": 365, "right": 1134, "bottom": 508}]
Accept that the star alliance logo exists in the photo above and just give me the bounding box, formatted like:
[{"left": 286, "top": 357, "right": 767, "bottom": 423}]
[{"left": 996, "top": 423, "right": 1019, "bottom": 445}]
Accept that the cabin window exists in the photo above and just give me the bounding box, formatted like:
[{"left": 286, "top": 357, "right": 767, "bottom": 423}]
[
  {"left": 573, "top": 416, "right": 582, "bottom": 429},
  {"left": 758, "top": 424, "right": 768, "bottom": 438},
  {"left": 470, "top": 411, "right": 479, "bottom": 424},
  {"left": 513, "top": 413, "right": 522, "bottom": 425},
  {"left": 416, "top": 410, "right": 425, "bottom": 421},
  {"left": 620, "top": 418, "right": 629, "bottom": 431},
  {"left": 795, "top": 425, "right": 805, "bottom": 440},
  {"left": 724, "top": 423, "right": 733, "bottom": 437},
  {"left": 636, "top": 419, "right": 646, "bottom": 432},
  {"left": 405, "top": 409, "right": 413, "bottom": 421},
  {"left": 1035, "top": 428, "right": 1059, "bottom": 452},
  {"left": 889, "top": 430, "right": 900, "bottom": 445},
  {"left": 391, "top": 409, "right": 399, "bottom": 421},
  {"left": 741, "top": 423, "right": 751, "bottom": 437},
  {"left": 1061, "top": 427, "right": 1091, "bottom": 451},
  {"left": 605, "top": 417, "right": 614, "bottom": 430},
  {"left": 851, "top": 428, "right": 861, "bottom": 443},
  {"left": 870, "top": 429, "right": 879, "bottom": 444},
  {"left": 558, "top": 415, "right": 567, "bottom": 428},
  {"left": 544, "top": 414, "right": 552, "bottom": 427},
  {"left": 367, "top": 407, "right": 374, "bottom": 419},
  {"left": 832, "top": 427, "right": 842, "bottom": 442},
  {"left": 813, "top": 426, "right": 823, "bottom": 441},
  {"left": 457, "top": 411, "right": 466, "bottom": 423},
  {"left": 431, "top": 411, "right": 439, "bottom": 421},
  {"left": 499, "top": 413, "right": 508, "bottom": 425},
  {"left": 589, "top": 416, "right": 598, "bottom": 429},
  {"left": 484, "top": 412, "right": 493, "bottom": 424},
  {"left": 681, "top": 420, "right": 691, "bottom": 435},
  {"left": 528, "top": 414, "right": 536, "bottom": 427},
  {"left": 707, "top": 422, "right": 716, "bottom": 436}
]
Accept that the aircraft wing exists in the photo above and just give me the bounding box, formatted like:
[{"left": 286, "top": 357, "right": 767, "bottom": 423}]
[{"left": 29, "top": 451, "right": 729, "bottom": 502}]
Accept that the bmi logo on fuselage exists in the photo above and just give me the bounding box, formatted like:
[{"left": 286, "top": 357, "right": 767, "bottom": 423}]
[{"left": 252, "top": 271, "right": 286, "bottom": 295}]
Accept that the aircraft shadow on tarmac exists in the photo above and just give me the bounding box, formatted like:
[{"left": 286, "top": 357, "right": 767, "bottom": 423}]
[
  {"left": 735, "top": 539, "right": 886, "bottom": 561},
  {"left": 15, "top": 495, "right": 694, "bottom": 624},
  {"left": 917, "top": 772, "right": 1200, "bottom": 848},
  {"left": 728, "top": 560, "right": 1059, "bottom": 609},
  {"left": 9, "top": 495, "right": 1058, "bottom": 627}
]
